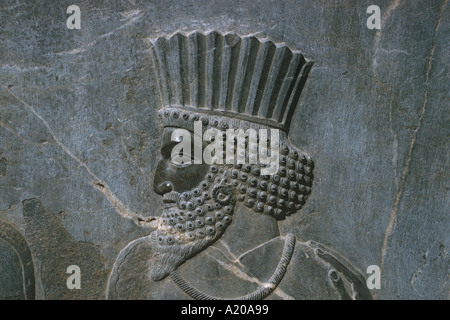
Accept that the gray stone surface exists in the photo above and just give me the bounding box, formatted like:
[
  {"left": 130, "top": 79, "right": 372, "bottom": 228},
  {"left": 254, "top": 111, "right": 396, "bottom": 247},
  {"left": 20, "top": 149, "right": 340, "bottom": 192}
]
[{"left": 0, "top": 0, "right": 448, "bottom": 299}]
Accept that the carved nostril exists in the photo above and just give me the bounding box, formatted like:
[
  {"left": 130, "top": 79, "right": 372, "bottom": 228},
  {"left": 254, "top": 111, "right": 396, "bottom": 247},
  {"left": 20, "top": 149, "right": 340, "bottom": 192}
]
[{"left": 154, "top": 181, "right": 173, "bottom": 195}]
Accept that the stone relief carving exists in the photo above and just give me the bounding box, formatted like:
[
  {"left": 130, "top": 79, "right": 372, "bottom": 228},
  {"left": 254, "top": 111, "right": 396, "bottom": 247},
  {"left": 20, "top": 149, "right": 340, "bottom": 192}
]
[
  {"left": 0, "top": 219, "right": 35, "bottom": 300},
  {"left": 106, "top": 31, "right": 372, "bottom": 300}
]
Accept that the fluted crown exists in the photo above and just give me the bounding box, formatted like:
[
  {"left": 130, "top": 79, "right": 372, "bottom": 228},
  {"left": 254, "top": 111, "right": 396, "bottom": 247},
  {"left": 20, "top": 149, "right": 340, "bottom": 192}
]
[{"left": 150, "top": 30, "right": 313, "bottom": 132}]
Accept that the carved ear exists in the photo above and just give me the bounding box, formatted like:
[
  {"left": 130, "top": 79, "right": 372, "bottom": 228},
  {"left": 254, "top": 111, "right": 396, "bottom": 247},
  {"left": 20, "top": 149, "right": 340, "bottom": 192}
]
[{"left": 211, "top": 183, "right": 234, "bottom": 206}]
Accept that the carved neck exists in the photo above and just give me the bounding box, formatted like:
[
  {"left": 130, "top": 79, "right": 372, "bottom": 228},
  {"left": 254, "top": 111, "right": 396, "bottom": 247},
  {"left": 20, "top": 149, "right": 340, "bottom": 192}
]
[{"left": 214, "top": 202, "right": 280, "bottom": 259}]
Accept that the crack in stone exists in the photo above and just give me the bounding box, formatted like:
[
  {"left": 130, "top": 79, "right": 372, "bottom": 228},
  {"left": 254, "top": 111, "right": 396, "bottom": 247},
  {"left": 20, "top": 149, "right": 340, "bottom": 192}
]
[
  {"left": 0, "top": 64, "right": 51, "bottom": 73},
  {"left": 205, "top": 252, "right": 295, "bottom": 300},
  {"left": 5, "top": 87, "right": 154, "bottom": 227},
  {"left": 388, "top": 96, "right": 399, "bottom": 181},
  {"left": 380, "top": 0, "right": 448, "bottom": 271},
  {"left": 375, "top": 0, "right": 402, "bottom": 42},
  {"left": 236, "top": 236, "right": 280, "bottom": 262},
  {"left": 52, "top": 10, "right": 143, "bottom": 56},
  {"left": 372, "top": 0, "right": 403, "bottom": 78},
  {"left": 0, "top": 119, "right": 42, "bottom": 146}
]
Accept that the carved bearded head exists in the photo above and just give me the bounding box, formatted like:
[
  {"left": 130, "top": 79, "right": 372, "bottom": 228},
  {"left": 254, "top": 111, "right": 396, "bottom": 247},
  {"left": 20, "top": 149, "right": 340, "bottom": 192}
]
[{"left": 148, "top": 31, "right": 314, "bottom": 281}]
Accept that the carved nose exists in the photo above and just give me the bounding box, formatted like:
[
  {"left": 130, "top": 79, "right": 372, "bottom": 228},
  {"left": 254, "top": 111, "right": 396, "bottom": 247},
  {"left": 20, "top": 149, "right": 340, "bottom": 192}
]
[{"left": 154, "top": 181, "right": 173, "bottom": 195}]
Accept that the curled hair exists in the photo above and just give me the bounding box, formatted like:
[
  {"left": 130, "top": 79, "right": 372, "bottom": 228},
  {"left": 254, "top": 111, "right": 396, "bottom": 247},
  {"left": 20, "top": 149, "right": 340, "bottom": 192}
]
[{"left": 225, "top": 140, "right": 313, "bottom": 220}]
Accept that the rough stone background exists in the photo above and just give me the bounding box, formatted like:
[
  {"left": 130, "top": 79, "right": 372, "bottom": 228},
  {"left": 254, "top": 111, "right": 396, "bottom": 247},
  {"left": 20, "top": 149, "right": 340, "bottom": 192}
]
[{"left": 0, "top": 0, "right": 448, "bottom": 299}]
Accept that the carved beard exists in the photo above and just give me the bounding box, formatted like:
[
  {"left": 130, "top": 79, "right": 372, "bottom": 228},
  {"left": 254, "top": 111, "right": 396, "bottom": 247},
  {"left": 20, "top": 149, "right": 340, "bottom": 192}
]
[{"left": 149, "top": 175, "right": 235, "bottom": 281}]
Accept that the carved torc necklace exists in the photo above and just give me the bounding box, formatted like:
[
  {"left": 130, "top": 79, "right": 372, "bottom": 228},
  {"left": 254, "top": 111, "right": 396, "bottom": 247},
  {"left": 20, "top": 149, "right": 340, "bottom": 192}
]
[{"left": 170, "top": 233, "right": 296, "bottom": 300}]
